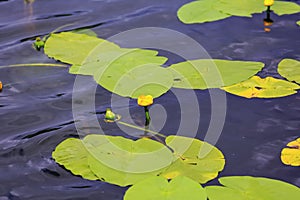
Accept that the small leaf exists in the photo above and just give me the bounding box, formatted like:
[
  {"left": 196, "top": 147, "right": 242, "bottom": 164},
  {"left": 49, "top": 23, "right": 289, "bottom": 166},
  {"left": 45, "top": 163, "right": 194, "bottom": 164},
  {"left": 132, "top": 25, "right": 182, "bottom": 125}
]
[
  {"left": 168, "top": 59, "right": 264, "bottom": 89},
  {"left": 278, "top": 58, "right": 300, "bottom": 84},
  {"left": 206, "top": 176, "right": 300, "bottom": 200},
  {"left": 124, "top": 176, "right": 207, "bottom": 200},
  {"left": 160, "top": 135, "right": 225, "bottom": 184},
  {"left": 297, "top": 20, "right": 300, "bottom": 26},
  {"left": 281, "top": 138, "right": 300, "bottom": 166},
  {"left": 222, "top": 76, "right": 300, "bottom": 98}
]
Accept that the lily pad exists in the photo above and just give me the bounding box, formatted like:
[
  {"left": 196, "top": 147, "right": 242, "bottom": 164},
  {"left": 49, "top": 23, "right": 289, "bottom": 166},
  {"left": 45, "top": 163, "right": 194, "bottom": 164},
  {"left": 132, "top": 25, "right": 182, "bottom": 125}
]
[
  {"left": 177, "top": 0, "right": 300, "bottom": 24},
  {"left": 52, "top": 138, "right": 98, "bottom": 180},
  {"left": 177, "top": 0, "right": 231, "bottom": 24},
  {"left": 214, "top": 0, "right": 264, "bottom": 17},
  {"left": 272, "top": 1, "right": 300, "bottom": 16},
  {"left": 278, "top": 59, "right": 300, "bottom": 84},
  {"left": 206, "top": 176, "right": 300, "bottom": 200},
  {"left": 160, "top": 135, "right": 225, "bottom": 184},
  {"left": 52, "top": 134, "right": 174, "bottom": 187},
  {"left": 87, "top": 135, "right": 174, "bottom": 186},
  {"left": 44, "top": 32, "right": 119, "bottom": 66},
  {"left": 168, "top": 59, "right": 264, "bottom": 89},
  {"left": 281, "top": 138, "right": 300, "bottom": 166},
  {"left": 124, "top": 176, "right": 207, "bottom": 200},
  {"left": 222, "top": 76, "right": 300, "bottom": 98},
  {"left": 86, "top": 48, "right": 171, "bottom": 98}
]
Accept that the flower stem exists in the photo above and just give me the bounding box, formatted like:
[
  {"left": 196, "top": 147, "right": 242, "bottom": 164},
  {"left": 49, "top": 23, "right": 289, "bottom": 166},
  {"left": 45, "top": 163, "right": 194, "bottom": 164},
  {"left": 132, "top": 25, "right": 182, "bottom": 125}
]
[
  {"left": 144, "top": 106, "right": 150, "bottom": 126},
  {"left": 117, "top": 121, "right": 165, "bottom": 138}
]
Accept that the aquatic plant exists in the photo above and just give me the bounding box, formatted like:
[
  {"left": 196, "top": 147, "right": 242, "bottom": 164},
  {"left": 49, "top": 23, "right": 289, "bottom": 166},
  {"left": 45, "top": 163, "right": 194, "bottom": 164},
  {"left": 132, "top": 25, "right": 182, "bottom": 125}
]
[
  {"left": 177, "top": 0, "right": 300, "bottom": 24},
  {"left": 281, "top": 138, "right": 300, "bottom": 166},
  {"left": 222, "top": 76, "right": 300, "bottom": 98}
]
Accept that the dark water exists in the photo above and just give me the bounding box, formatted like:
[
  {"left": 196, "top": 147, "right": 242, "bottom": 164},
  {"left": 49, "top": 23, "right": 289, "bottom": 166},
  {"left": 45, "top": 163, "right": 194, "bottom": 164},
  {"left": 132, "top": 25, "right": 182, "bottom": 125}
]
[{"left": 0, "top": 0, "right": 300, "bottom": 199}]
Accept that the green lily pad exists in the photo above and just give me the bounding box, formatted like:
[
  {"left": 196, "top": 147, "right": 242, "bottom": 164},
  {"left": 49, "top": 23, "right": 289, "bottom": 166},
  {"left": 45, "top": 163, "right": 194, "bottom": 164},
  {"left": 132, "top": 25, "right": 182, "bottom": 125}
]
[
  {"left": 85, "top": 48, "right": 171, "bottom": 98},
  {"left": 124, "top": 176, "right": 207, "bottom": 200},
  {"left": 206, "top": 176, "right": 300, "bottom": 200},
  {"left": 278, "top": 59, "right": 300, "bottom": 84},
  {"left": 168, "top": 59, "right": 264, "bottom": 89},
  {"left": 53, "top": 134, "right": 174, "bottom": 187},
  {"left": 222, "top": 76, "right": 300, "bottom": 98},
  {"left": 177, "top": 0, "right": 300, "bottom": 24},
  {"left": 44, "top": 32, "right": 119, "bottom": 66},
  {"left": 52, "top": 138, "right": 98, "bottom": 180},
  {"left": 177, "top": 0, "right": 231, "bottom": 24},
  {"left": 272, "top": 1, "right": 300, "bottom": 16},
  {"left": 160, "top": 135, "right": 225, "bottom": 184},
  {"left": 87, "top": 135, "right": 173, "bottom": 186},
  {"left": 214, "top": 0, "right": 264, "bottom": 17}
]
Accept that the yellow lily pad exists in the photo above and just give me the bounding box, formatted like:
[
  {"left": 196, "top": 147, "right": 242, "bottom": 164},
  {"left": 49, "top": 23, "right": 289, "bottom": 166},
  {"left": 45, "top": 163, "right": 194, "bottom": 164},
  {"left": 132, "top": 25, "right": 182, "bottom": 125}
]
[
  {"left": 281, "top": 138, "right": 300, "bottom": 167},
  {"left": 222, "top": 76, "right": 300, "bottom": 98}
]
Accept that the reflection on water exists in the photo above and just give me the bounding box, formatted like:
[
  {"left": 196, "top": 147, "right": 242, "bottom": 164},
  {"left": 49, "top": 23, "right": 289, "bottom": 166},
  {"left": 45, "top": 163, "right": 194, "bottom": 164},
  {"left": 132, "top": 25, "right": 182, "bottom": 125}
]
[{"left": 264, "top": 6, "right": 274, "bottom": 32}]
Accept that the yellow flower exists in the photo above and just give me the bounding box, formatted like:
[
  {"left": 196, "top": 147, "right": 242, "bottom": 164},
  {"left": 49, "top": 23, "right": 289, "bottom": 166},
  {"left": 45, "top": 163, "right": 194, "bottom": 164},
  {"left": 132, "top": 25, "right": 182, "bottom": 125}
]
[
  {"left": 137, "top": 95, "right": 153, "bottom": 106},
  {"left": 264, "top": 0, "right": 274, "bottom": 6}
]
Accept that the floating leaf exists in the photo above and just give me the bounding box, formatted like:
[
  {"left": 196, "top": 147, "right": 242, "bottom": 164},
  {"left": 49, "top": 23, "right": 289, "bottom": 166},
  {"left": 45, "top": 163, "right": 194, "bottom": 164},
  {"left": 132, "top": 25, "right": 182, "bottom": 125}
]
[
  {"left": 214, "top": 0, "right": 264, "bottom": 17},
  {"left": 297, "top": 20, "right": 300, "bottom": 26},
  {"left": 177, "top": 0, "right": 300, "bottom": 24},
  {"left": 272, "top": 1, "right": 300, "bottom": 16},
  {"left": 206, "top": 176, "right": 300, "bottom": 200},
  {"left": 84, "top": 48, "right": 171, "bottom": 98},
  {"left": 160, "top": 135, "right": 225, "bottom": 184},
  {"left": 168, "top": 59, "right": 264, "bottom": 89},
  {"left": 53, "top": 135, "right": 174, "bottom": 186},
  {"left": 278, "top": 59, "right": 300, "bottom": 84},
  {"left": 177, "top": 0, "right": 231, "bottom": 24},
  {"left": 87, "top": 135, "right": 174, "bottom": 186},
  {"left": 44, "top": 32, "right": 119, "bottom": 66},
  {"left": 124, "top": 176, "right": 207, "bottom": 200},
  {"left": 52, "top": 138, "right": 98, "bottom": 180},
  {"left": 281, "top": 138, "right": 300, "bottom": 166},
  {"left": 222, "top": 76, "right": 300, "bottom": 98}
]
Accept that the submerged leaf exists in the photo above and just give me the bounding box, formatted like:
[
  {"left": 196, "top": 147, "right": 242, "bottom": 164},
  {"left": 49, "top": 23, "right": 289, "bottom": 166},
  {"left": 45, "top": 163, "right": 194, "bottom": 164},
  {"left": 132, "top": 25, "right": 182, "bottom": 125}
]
[
  {"left": 177, "top": 0, "right": 231, "bottom": 24},
  {"left": 168, "top": 59, "right": 264, "bottom": 89},
  {"left": 124, "top": 176, "right": 207, "bottom": 200},
  {"left": 160, "top": 135, "right": 225, "bottom": 184},
  {"left": 281, "top": 138, "right": 300, "bottom": 166},
  {"left": 222, "top": 76, "right": 300, "bottom": 98},
  {"left": 278, "top": 59, "right": 300, "bottom": 84},
  {"left": 206, "top": 176, "right": 300, "bottom": 200}
]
